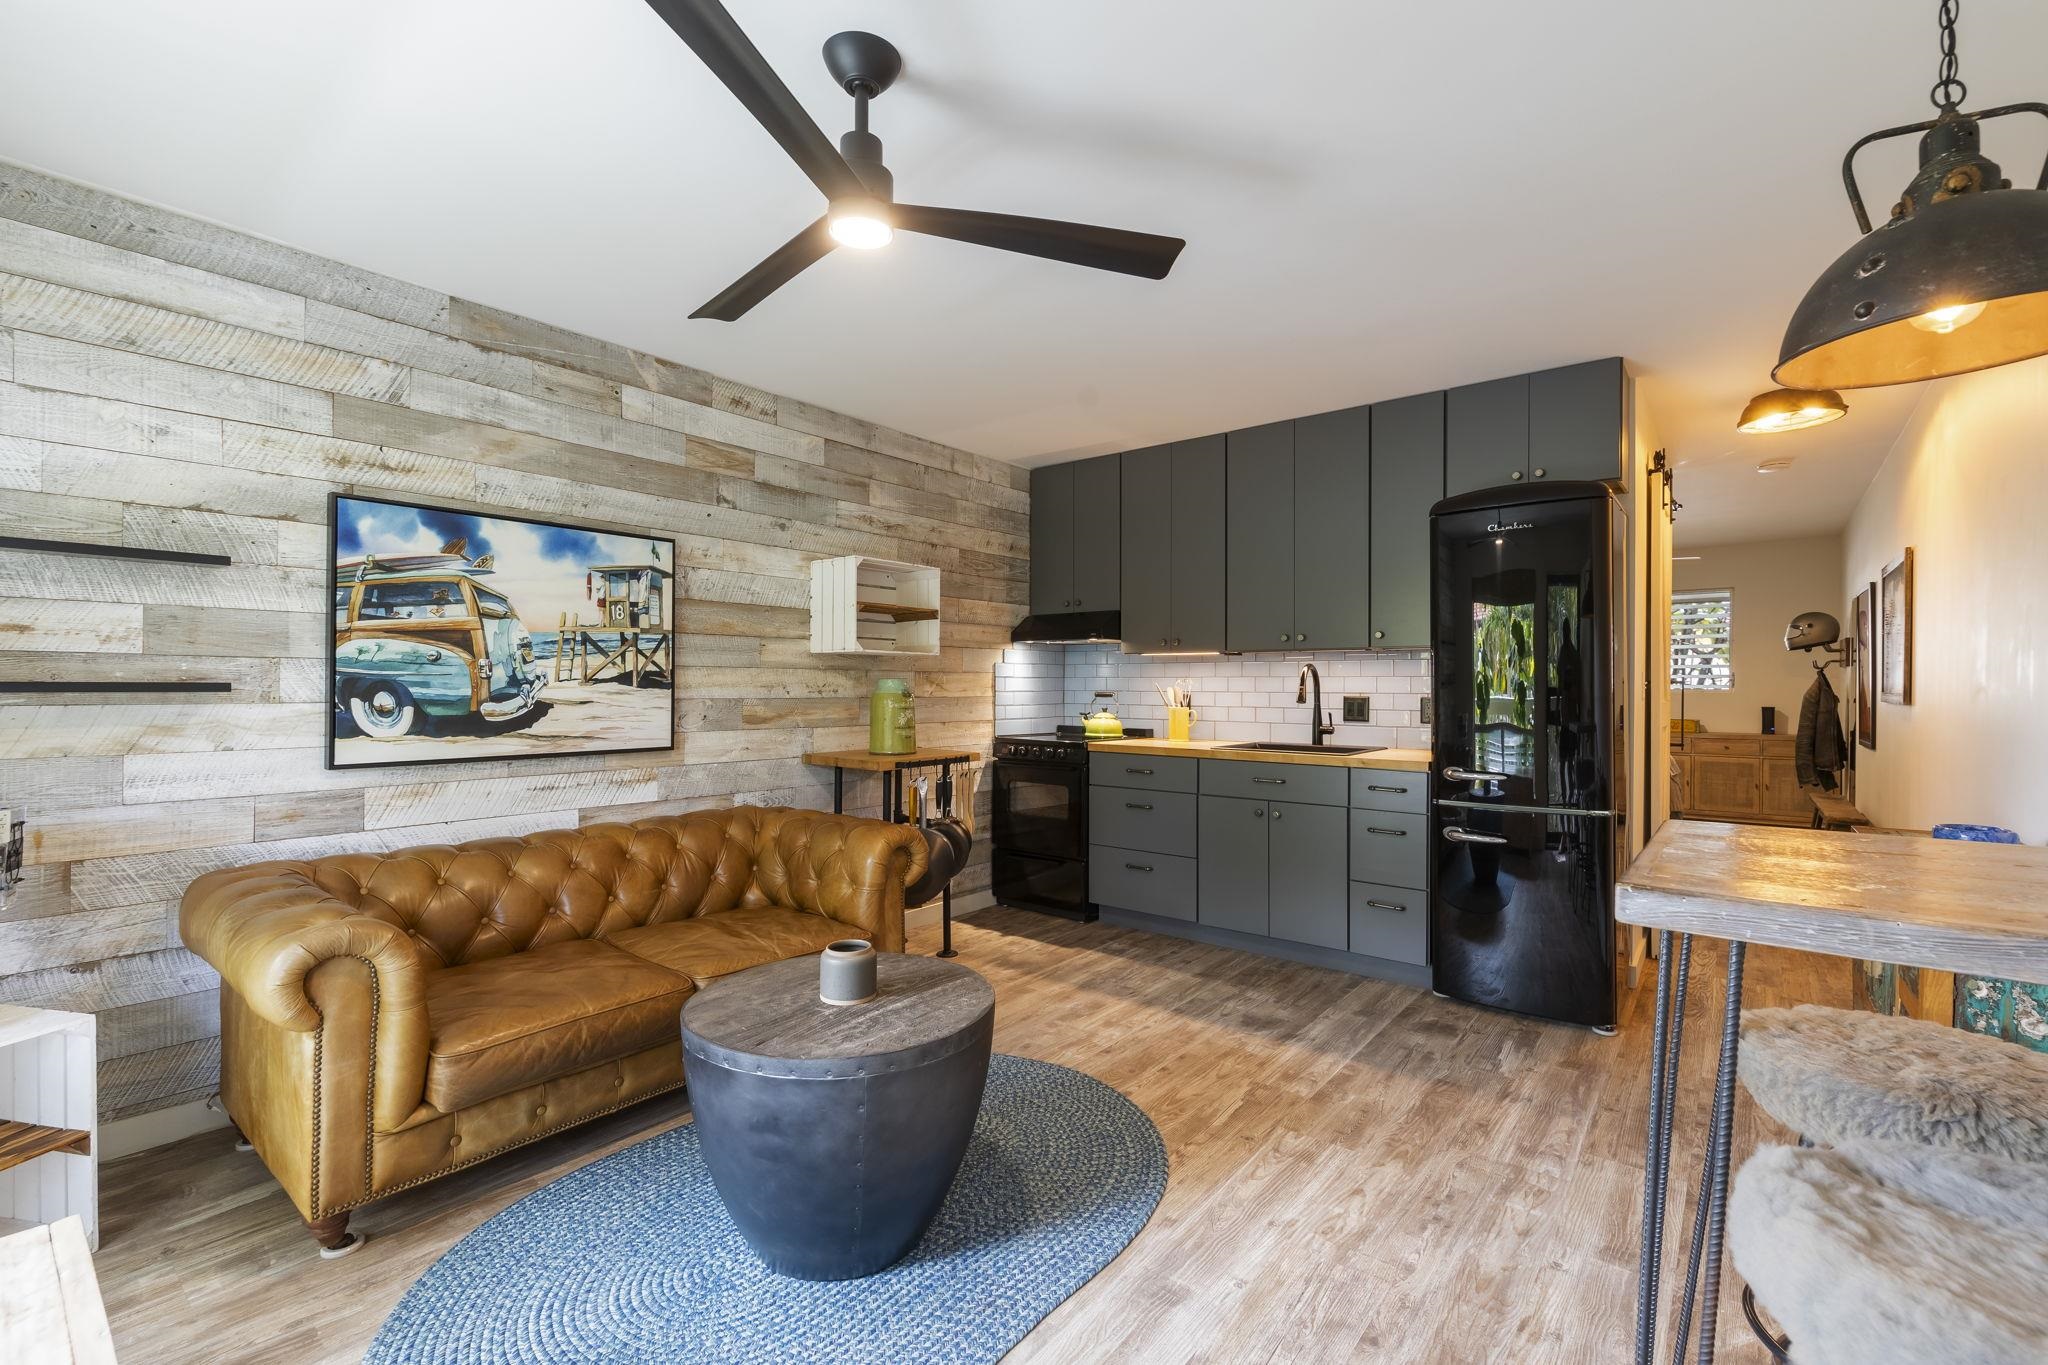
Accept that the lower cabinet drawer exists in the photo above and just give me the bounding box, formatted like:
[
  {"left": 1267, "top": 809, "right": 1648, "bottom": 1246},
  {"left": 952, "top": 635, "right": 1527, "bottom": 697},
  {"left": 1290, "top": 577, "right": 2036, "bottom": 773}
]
[
  {"left": 1090, "top": 847, "right": 1197, "bottom": 922},
  {"left": 1089, "top": 789, "right": 1197, "bottom": 857},
  {"left": 1200, "top": 759, "right": 1348, "bottom": 806},
  {"left": 1349, "top": 881, "right": 1427, "bottom": 965},
  {"left": 1349, "top": 809, "right": 1427, "bottom": 889},
  {"left": 1350, "top": 767, "right": 1427, "bottom": 813}
]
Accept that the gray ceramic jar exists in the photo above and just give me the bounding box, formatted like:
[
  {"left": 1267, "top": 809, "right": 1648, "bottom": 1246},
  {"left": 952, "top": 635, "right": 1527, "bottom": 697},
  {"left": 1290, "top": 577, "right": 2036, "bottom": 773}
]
[{"left": 819, "top": 939, "right": 878, "bottom": 1005}]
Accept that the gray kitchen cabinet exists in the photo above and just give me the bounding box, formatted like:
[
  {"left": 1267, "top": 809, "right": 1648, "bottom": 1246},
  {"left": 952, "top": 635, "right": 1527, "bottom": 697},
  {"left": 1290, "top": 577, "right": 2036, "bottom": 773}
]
[
  {"left": 1529, "top": 357, "right": 1625, "bottom": 487},
  {"left": 1267, "top": 800, "right": 1348, "bottom": 950},
  {"left": 1293, "top": 405, "right": 1372, "bottom": 649},
  {"left": 1030, "top": 454, "right": 1119, "bottom": 615},
  {"left": 1118, "top": 444, "right": 1173, "bottom": 650},
  {"left": 1445, "top": 374, "right": 1529, "bottom": 498},
  {"left": 1198, "top": 794, "right": 1271, "bottom": 936},
  {"left": 1090, "top": 848, "right": 1198, "bottom": 923},
  {"left": 1028, "top": 461, "right": 1074, "bottom": 615},
  {"left": 1225, "top": 420, "right": 1296, "bottom": 651},
  {"left": 1348, "top": 881, "right": 1428, "bottom": 964},
  {"left": 1368, "top": 391, "right": 1444, "bottom": 648},
  {"left": 1071, "top": 453, "right": 1121, "bottom": 611},
  {"left": 1091, "top": 789, "right": 1199, "bottom": 859},
  {"left": 1201, "top": 758, "right": 1347, "bottom": 806},
  {"left": 1349, "top": 809, "right": 1428, "bottom": 890},
  {"left": 1170, "top": 436, "right": 1228, "bottom": 652},
  {"left": 1090, "top": 750, "right": 1199, "bottom": 794},
  {"left": 1350, "top": 766, "right": 1427, "bottom": 813}
]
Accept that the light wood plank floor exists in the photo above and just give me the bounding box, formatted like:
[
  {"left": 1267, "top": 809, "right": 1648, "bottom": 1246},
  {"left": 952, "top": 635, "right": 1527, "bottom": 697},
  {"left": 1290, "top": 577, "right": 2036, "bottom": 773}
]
[{"left": 95, "top": 910, "right": 1838, "bottom": 1363}]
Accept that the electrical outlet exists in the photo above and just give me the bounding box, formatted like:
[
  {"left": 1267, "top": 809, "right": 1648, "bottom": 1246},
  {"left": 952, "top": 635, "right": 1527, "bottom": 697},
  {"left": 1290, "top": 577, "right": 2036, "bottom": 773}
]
[
  {"left": 1342, "top": 695, "right": 1370, "bottom": 723},
  {"left": 1419, "top": 696, "right": 1434, "bottom": 726}
]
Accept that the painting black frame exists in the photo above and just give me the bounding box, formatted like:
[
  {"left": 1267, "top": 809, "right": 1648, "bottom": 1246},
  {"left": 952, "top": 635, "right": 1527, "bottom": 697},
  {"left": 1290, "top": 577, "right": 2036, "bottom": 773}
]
[
  {"left": 324, "top": 491, "right": 677, "bottom": 771},
  {"left": 1854, "top": 582, "right": 1877, "bottom": 750}
]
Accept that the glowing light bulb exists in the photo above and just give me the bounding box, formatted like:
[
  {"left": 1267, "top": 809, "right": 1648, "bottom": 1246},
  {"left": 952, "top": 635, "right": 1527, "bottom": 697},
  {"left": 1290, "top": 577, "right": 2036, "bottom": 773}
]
[
  {"left": 828, "top": 200, "right": 893, "bottom": 250},
  {"left": 1908, "top": 301, "right": 1987, "bottom": 334}
]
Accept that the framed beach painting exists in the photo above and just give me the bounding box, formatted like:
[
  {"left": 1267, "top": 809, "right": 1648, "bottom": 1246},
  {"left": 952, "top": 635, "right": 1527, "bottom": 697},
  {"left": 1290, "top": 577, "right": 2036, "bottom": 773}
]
[
  {"left": 1879, "top": 548, "right": 1914, "bottom": 706},
  {"left": 326, "top": 494, "right": 675, "bottom": 769}
]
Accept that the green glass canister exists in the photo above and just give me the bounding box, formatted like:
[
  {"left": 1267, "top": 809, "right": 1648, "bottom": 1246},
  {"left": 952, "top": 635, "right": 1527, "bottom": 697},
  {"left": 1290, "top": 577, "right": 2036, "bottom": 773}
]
[{"left": 868, "top": 678, "right": 916, "bottom": 755}]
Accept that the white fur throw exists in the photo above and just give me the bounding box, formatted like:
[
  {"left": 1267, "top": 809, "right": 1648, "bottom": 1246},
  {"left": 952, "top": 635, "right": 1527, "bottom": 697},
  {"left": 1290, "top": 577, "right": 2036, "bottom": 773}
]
[
  {"left": 1739, "top": 1005, "right": 2048, "bottom": 1161},
  {"left": 1730, "top": 1141, "right": 2048, "bottom": 1364}
]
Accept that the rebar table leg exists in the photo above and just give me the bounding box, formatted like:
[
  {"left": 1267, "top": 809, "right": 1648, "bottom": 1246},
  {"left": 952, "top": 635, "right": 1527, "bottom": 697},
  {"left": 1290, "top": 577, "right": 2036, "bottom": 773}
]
[
  {"left": 1693, "top": 940, "right": 1747, "bottom": 1364},
  {"left": 1634, "top": 930, "right": 1680, "bottom": 1365}
]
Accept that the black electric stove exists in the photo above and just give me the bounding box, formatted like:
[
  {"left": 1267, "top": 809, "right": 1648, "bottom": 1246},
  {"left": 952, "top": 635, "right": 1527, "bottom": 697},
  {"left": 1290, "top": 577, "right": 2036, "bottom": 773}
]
[{"left": 990, "top": 725, "right": 1153, "bottom": 920}]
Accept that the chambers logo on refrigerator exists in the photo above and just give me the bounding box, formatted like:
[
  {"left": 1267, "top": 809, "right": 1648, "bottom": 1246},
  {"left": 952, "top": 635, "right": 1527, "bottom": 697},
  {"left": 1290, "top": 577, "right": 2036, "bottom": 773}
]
[{"left": 1486, "top": 520, "right": 1535, "bottom": 534}]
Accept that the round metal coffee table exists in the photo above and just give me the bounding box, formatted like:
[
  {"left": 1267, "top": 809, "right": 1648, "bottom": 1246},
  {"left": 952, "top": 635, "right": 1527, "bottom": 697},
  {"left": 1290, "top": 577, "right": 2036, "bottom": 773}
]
[{"left": 680, "top": 952, "right": 995, "bottom": 1280}]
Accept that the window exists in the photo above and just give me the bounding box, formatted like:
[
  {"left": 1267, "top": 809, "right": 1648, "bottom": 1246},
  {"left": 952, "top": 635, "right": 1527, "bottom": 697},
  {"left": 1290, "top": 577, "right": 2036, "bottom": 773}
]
[
  {"left": 357, "top": 579, "right": 470, "bottom": 621},
  {"left": 1671, "top": 589, "right": 1733, "bottom": 691}
]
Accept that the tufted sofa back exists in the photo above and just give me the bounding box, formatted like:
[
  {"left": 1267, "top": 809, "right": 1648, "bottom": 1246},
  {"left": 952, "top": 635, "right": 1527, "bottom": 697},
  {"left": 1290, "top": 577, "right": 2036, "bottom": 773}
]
[{"left": 275, "top": 807, "right": 911, "bottom": 968}]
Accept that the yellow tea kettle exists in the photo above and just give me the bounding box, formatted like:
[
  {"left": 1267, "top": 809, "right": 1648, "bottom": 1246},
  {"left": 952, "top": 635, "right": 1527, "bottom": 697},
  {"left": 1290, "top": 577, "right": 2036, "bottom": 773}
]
[{"left": 1080, "top": 691, "right": 1124, "bottom": 739}]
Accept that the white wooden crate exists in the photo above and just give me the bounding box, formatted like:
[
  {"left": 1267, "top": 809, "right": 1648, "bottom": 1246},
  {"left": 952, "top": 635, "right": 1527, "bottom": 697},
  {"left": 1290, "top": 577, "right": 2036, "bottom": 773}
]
[
  {"left": 0, "top": 1007, "right": 98, "bottom": 1250},
  {"left": 809, "top": 555, "right": 942, "bottom": 656}
]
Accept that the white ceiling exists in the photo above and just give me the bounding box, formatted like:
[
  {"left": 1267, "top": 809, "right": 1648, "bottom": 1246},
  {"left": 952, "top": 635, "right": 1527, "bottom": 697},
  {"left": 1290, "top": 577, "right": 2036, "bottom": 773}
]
[{"left": 3, "top": 1, "right": 2045, "bottom": 546}]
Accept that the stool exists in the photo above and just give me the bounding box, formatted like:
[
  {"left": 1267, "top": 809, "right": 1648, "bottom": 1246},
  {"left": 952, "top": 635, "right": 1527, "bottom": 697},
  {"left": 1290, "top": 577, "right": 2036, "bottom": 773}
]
[
  {"left": 1729, "top": 1140, "right": 2048, "bottom": 1365},
  {"left": 1739, "top": 1004, "right": 2048, "bottom": 1162}
]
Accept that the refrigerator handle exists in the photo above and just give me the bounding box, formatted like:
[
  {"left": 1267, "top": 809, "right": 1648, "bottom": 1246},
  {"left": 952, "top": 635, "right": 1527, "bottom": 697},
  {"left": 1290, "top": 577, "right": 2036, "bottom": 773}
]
[
  {"left": 1443, "top": 766, "right": 1513, "bottom": 783},
  {"left": 1442, "top": 827, "right": 1510, "bottom": 846}
]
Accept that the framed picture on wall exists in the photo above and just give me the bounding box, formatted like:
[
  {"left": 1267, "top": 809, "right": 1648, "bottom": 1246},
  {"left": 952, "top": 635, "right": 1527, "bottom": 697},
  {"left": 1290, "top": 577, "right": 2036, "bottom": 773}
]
[
  {"left": 327, "top": 493, "right": 676, "bottom": 769},
  {"left": 1854, "top": 582, "right": 1877, "bottom": 749},
  {"left": 1880, "top": 548, "right": 1914, "bottom": 706}
]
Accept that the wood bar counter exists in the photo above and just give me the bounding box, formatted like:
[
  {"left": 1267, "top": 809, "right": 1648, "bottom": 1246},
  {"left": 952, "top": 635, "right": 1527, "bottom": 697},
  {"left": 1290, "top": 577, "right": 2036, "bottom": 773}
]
[{"left": 1616, "top": 819, "right": 2048, "bottom": 1362}]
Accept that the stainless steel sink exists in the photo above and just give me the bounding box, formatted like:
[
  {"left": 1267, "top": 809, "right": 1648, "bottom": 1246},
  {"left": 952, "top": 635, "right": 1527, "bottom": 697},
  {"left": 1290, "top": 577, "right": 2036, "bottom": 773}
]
[{"left": 1219, "top": 741, "right": 1385, "bottom": 756}]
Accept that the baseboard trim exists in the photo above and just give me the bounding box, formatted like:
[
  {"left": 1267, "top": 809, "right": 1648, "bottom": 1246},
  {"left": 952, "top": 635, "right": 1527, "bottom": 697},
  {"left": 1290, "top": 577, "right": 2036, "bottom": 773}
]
[
  {"left": 102, "top": 1095, "right": 232, "bottom": 1161},
  {"left": 101, "top": 895, "right": 1000, "bottom": 1160},
  {"left": 907, "top": 890, "right": 995, "bottom": 932}
]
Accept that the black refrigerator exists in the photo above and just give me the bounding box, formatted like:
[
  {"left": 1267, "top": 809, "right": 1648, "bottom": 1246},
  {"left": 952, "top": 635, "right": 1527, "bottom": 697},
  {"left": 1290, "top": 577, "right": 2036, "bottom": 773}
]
[{"left": 1429, "top": 481, "right": 1625, "bottom": 1030}]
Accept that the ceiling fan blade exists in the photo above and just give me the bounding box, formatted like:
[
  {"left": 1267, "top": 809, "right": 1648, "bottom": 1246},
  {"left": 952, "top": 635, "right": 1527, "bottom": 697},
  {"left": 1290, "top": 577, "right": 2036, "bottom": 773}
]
[
  {"left": 891, "top": 205, "right": 1185, "bottom": 280},
  {"left": 642, "top": 0, "right": 867, "bottom": 203},
  {"left": 691, "top": 217, "right": 835, "bottom": 321}
]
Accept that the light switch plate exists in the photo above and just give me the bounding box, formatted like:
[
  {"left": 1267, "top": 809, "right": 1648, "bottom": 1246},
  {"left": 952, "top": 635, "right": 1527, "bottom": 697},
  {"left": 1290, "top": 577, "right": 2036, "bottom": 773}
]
[
  {"left": 1342, "top": 695, "right": 1370, "bottom": 723},
  {"left": 1419, "top": 696, "right": 1434, "bottom": 726}
]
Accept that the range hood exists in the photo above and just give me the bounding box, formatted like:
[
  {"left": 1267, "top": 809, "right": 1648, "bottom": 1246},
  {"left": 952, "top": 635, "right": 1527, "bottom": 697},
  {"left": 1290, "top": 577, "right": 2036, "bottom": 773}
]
[{"left": 1010, "top": 610, "right": 1121, "bottom": 644}]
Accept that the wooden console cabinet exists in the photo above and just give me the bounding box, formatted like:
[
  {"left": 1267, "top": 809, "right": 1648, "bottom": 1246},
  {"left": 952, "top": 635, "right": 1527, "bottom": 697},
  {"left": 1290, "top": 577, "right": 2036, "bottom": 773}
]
[{"left": 1670, "top": 733, "right": 1810, "bottom": 826}]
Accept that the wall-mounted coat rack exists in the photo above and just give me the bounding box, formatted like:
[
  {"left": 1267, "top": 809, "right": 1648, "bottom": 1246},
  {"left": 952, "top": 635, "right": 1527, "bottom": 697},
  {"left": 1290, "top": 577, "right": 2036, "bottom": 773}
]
[{"left": 0, "top": 535, "right": 240, "bottom": 695}]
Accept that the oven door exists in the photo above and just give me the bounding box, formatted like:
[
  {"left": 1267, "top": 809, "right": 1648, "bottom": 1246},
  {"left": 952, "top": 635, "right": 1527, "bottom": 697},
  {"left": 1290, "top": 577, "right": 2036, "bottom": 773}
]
[{"left": 991, "top": 758, "right": 1086, "bottom": 860}]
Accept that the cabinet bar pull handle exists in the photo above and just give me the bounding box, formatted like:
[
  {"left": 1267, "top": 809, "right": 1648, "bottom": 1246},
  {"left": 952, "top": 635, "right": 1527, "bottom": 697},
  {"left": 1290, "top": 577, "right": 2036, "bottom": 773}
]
[
  {"left": 1125, "top": 862, "right": 1154, "bottom": 873},
  {"left": 1251, "top": 777, "right": 1286, "bottom": 785},
  {"left": 1364, "top": 899, "right": 1408, "bottom": 913},
  {"left": 1366, "top": 784, "right": 1407, "bottom": 793},
  {"left": 1124, "top": 802, "right": 1154, "bottom": 811},
  {"left": 1125, "top": 767, "right": 1155, "bottom": 775},
  {"left": 1366, "top": 826, "right": 1407, "bottom": 837}
]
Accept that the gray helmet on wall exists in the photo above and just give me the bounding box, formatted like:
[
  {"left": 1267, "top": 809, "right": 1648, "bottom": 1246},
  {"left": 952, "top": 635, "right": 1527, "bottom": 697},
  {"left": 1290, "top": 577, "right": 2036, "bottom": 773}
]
[{"left": 1784, "top": 611, "right": 1841, "bottom": 652}]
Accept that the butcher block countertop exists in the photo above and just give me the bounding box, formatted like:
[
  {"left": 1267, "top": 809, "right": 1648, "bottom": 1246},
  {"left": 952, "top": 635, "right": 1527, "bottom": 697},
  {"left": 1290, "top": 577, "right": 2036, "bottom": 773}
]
[
  {"left": 1618, "top": 819, "right": 2048, "bottom": 983},
  {"left": 1085, "top": 738, "right": 1432, "bottom": 771}
]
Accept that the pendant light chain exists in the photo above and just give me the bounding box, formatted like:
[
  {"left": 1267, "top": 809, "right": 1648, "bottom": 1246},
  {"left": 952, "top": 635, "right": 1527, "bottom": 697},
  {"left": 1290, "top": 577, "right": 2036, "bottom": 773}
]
[{"left": 1930, "top": 0, "right": 1967, "bottom": 110}]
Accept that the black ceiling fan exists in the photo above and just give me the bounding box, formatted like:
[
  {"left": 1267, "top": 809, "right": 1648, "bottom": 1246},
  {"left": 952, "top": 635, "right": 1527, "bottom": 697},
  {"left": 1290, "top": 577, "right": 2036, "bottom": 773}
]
[{"left": 641, "top": 0, "right": 1187, "bottom": 321}]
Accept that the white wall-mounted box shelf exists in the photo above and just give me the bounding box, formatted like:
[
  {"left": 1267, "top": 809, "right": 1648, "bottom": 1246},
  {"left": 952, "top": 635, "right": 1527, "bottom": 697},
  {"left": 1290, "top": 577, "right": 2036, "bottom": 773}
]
[
  {"left": 810, "top": 556, "right": 942, "bottom": 656},
  {"left": 0, "top": 1006, "right": 97, "bottom": 1249}
]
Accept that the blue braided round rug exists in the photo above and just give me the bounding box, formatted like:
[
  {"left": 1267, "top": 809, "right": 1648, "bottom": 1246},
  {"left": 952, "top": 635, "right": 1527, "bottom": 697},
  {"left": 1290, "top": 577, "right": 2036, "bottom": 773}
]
[{"left": 367, "top": 1055, "right": 1166, "bottom": 1364}]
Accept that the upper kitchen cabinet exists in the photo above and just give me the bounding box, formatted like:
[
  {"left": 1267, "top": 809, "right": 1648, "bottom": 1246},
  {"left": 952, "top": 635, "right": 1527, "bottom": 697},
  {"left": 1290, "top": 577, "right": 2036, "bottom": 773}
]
[
  {"left": 1445, "top": 374, "right": 1528, "bottom": 497},
  {"left": 1368, "top": 391, "right": 1444, "bottom": 648},
  {"left": 1528, "top": 357, "right": 1626, "bottom": 486},
  {"left": 1225, "top": 420, "right": 1296, "bottom": 651},
  {"left": 1293, "top": 405, "right": 1372, "bottom": 649},
  {"left": 1444, "top": 357, "right": 1626, "bottom": 497},
  {"left": 1030, "top": 453, "right": 1120, "bottom": 614},
  {"left": 1119, "top": 436, "right": 1227, "bottom": 653}
]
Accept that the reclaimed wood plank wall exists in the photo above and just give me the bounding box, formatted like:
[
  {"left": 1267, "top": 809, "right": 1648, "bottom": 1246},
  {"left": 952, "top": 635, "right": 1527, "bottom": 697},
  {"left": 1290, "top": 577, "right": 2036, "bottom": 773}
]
[{"left": 0, "top": 161, "right": 1028, "bottom": 1122}]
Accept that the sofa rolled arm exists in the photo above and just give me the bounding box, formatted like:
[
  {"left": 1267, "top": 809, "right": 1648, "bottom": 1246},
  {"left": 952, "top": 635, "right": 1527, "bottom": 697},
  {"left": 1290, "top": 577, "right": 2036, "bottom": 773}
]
[
  {"left": 770, "top": 813, "right": 930, "bottom": 953},
  {"left": 180, "top": 863, "right": 427, "bottom": 1034}
]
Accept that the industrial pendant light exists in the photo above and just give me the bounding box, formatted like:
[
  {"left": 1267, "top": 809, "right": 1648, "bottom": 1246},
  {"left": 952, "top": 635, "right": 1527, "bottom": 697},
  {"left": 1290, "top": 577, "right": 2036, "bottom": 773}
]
[
  {"left": 1736, "top": 387, "right": 1849, "bottom": 434},
  {"left": 1774, "top": 1, "right": 2048, "bottom": 389}
]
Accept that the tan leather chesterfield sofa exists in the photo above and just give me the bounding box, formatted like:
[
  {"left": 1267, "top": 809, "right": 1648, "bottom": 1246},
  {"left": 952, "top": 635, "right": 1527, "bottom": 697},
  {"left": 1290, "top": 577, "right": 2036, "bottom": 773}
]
[{"left": 179, "top": 807, "right": 928, "bottom": 1256}]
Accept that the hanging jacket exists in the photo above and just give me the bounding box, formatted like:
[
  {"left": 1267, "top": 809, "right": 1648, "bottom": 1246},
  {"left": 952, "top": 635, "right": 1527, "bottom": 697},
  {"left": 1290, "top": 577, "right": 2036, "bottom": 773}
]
[{"left": 1796, "top": 669, "right": 1846, "bottom": 791}]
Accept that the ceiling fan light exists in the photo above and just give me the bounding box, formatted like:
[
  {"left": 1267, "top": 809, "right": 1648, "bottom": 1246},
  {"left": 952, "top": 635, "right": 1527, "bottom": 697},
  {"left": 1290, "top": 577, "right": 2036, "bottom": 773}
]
[
  {"left": 1736, "top": 387, "right": 1848, "bottom": 434},
  {"left": 828, "top": 200, "right": 893, "bottom": 250}
]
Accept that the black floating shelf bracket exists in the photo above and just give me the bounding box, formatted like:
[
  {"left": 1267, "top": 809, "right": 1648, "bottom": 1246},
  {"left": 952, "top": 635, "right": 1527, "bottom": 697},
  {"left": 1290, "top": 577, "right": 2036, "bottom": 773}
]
[
  {"left": 0, "top": 535, "right": 233, "bottom": 567},
  {"left": 0, "top": 681, "right": 235, "bottom": 694}
]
